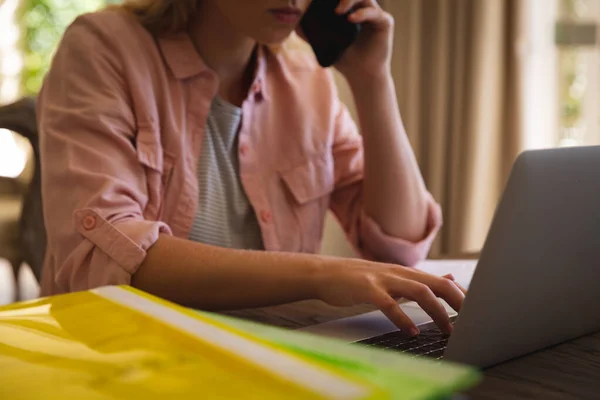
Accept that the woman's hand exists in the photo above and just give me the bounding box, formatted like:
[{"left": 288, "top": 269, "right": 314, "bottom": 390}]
[
  {"left": 315, "top": 257, "right": 466, "bottom": 336},
  {"left": 333, "top": 0, "right": 394, "bottom": 81}
]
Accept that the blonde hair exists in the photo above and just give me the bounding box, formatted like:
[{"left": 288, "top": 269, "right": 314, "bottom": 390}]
[{"left": 119, "top": 0, "right": 198, "bottom": 34}]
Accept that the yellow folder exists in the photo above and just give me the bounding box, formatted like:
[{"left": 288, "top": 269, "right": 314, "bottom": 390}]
[{"left": 0, "top": 286, "right": 378, "bottom": 400}]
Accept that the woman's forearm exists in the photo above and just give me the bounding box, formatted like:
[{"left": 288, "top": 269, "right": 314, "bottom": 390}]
[
  {"left": 133, "top": 235, "right": 324, "bottom": 310},
  {"left": 348, "top": 73, "right": 429, "bottom": 242},
  {"left": 133, "top": 236, "right": 465, "bottom": 335}
]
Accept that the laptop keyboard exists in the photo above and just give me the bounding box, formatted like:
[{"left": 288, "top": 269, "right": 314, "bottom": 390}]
[{"left": 356, "top": 325, "right": 452, "bottom": 360}]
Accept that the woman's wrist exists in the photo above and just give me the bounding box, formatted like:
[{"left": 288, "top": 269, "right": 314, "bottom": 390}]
[
  {"left": 297, "top": 254, "right": 331, "bottom": 301},
  {"left": 345, "top": 69, "right": 393, "bottom": 99},
  {"left": 290, "top": 253, "right": 340, "bottom": 302},
  {"left": 305, "top": 254, "right": 359, "bottom": 303}
]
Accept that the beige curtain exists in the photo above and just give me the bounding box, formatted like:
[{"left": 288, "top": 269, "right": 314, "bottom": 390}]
[{"left": 379, "top": 0, "right": 530, "bottom": 256}]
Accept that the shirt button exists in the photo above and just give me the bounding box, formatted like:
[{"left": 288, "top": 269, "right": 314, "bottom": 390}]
[
  {"left": 83, "top": 215, "right": 97, "bottom": 230},
  {"left": 252, "top": 81, "right": 262, "bottom": 93},
  {"left": 260, "top": 210, "right": 272, "bottom": 224},
  {"left": 239, "top": 143, "right": 250, "bottom": 156}
]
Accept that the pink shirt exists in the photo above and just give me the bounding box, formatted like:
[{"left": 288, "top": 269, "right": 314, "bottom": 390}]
[{"left": 38, "top": 11, "right": 442, "bottom": 296}]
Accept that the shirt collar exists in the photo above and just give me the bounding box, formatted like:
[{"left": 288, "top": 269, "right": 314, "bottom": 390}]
[
  {"left": 157, "top": 32, "right": 269, "bottom": 101},
  {"left": 157, "top": 32, "right": 211, "bottom": 79}
]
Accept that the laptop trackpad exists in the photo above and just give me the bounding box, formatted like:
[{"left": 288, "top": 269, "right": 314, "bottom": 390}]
[{"left": 300, "top": 301, "right": 456, "bottom": 342}]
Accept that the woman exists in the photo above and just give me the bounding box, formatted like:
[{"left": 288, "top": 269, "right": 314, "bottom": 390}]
[{"left": 39, "top": 0, "right": 464, "bottom": 336}]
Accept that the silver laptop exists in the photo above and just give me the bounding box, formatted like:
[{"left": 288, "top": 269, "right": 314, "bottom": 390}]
[{"left": 302, "top": 146, "right": 600, "bottom": 368}]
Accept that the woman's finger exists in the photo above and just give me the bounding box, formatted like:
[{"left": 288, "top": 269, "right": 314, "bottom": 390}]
[
  {"left": 388, "top": 277, "right": 453, "bottom": 334},
  {"left": 453, "top": 281, "right": 468, "bottom": 296},
  {"left": 425, "top": 277, "right": 466, "bottom": 313},
  {"left": 443, "top": 273, "right": 467, "bottom": 295},
  {"left": 395, "top": 268, "right": 466, "bottom": 313},
  {"left": 365, "top": 0, "right": 382, "bottom": 8},
  {"left": 346, "top": 6, "right": 391, "bottom": 27},
  {"left": 335, "top": 0, "right": 365, "bottom": 14},
  {"left": 371, "top": 289, "right": 419, "bottom": 336},
  {"left": 443, "top": 273, "right": 455, "bottom": 281}
]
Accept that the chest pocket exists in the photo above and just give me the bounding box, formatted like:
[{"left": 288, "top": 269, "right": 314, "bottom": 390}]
[
  {"left": 279, "top": 152, "right": 335, "bottom": 252},
  {"left": 136, "top": 123, "right": 175, "bottom": 220}
]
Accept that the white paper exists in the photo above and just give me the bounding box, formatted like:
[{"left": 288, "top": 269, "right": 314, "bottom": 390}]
[{"left": 415, "top": 259, "right": 479, "bottom": 289}]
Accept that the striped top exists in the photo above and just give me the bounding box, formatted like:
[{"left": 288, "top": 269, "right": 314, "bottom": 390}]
[{"left": 188, "top": 97, "right": 264, "bottom": 250}]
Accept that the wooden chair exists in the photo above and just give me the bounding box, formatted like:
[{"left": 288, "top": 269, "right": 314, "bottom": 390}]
[{"left": 0, "top": 98, "right": 45, "bottom": 300}]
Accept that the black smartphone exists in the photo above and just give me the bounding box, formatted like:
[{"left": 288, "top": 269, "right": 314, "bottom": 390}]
[{"left": 300, "top": 0, "right": 362, "bottom": 68}]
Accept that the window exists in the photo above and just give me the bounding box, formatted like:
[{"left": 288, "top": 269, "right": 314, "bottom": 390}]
[
  {"left": 556, "top": 0, "right": 600, "bottom": 147},
  {"left": 0, "top": 0, "right": 114, "bottom": 178}
]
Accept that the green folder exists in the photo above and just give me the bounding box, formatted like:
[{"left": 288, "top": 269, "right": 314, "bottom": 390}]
[{"left": 205, "top": 312, "right": 481, "bottom": 400}]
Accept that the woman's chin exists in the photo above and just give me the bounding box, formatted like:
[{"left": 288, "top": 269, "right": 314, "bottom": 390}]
[{"left": 256, "top": 29, "right": 294, "bottom": 46}]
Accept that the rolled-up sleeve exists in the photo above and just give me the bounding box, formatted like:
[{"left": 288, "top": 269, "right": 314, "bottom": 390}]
[
  {"left": 328, "top": 97, "right": 442, "bottom": 266},
  {"left": 39, "top": 18, "right": 171, "bottom": 293}
]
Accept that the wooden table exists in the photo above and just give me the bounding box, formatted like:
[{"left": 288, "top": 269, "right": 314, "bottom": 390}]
[{"left": 227, "top": 301, "right": 600, "bottom": 400}]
